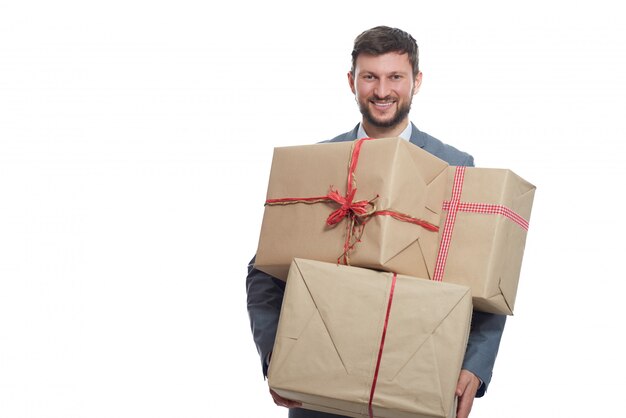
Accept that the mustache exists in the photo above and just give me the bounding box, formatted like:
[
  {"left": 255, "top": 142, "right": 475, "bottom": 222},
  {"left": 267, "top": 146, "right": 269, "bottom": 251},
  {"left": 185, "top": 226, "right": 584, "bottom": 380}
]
[{"left": 368, "top": 95, "right": 397, "bottom": 101}]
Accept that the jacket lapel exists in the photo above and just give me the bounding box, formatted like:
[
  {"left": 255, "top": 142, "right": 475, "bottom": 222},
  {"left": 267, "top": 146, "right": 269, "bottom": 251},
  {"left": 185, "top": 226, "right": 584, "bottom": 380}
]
[{"left": 408, "top": 122, "right": 427, "bottom": 149}]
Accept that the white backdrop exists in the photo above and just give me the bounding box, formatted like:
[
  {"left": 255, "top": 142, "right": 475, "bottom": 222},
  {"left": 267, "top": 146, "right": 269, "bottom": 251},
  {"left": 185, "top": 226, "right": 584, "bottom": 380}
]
[{"left": 1, "top": 1, "right": 625, "bottom": 417}]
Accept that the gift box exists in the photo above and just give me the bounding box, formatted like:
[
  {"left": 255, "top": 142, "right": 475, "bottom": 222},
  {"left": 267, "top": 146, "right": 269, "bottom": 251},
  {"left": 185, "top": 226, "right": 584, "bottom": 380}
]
[
  {"left": 432, "top": 166, "right": 535, "bottom": 315},
  {"left": 268, "top": 258, "right": 472, "bottom": 418},
  {"left": 254, "top": 137, "right": 449, "bottom": 281}
]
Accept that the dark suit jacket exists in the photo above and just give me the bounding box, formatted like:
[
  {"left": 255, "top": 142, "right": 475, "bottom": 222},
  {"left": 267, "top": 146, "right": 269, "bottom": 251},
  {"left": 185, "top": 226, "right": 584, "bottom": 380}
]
[
  {"left": 246, "top": 123, "right": 506, "bottom": 412},
  {"left": 325, "top": 122, "right": 474, "bottom": 167}
]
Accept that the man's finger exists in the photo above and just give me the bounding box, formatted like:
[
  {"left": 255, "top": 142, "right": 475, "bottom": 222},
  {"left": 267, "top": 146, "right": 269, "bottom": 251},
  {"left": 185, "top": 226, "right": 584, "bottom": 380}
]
[
  {"left": 456, "top": 389, "right": 473, "bottom": 418},
  {"left": 270, "top": 388, "right": 302, "bottom": 408},
  {"left": 455, "top": 370, "right": 479, "bottom": 418},
  {"left": 455, "top": 374, "right": 469, "bottom": 397}
]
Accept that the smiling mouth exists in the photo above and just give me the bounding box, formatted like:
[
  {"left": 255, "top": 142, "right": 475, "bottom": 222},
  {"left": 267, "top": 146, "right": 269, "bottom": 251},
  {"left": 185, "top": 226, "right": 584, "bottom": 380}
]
[{"left": 370, "top": 100, "right": 396, "bottom": 109}]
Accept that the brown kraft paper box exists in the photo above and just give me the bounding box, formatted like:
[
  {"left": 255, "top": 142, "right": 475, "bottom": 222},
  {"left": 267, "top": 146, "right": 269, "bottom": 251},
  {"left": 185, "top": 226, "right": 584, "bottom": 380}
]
[
  {"left": 268, "top": 258, "right": 472, "bottom": 418},
  {"left": 433, "top": 166, "right": 536, "bottom": 315},
  {"left": 254, "top": 137, "right": 449, "bottom": 281}
]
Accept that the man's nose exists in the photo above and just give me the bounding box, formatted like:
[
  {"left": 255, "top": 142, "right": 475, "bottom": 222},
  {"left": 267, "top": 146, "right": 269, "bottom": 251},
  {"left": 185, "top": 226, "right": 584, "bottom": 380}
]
[{"left": 374, "top": 79, "right": 390, "bottom": 98}]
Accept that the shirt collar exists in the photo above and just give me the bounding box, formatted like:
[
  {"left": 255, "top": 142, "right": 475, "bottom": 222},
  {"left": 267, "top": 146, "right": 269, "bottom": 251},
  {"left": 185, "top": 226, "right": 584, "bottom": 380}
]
[{"left": 357, "top": 122, "right": 412, "bottom": 141}]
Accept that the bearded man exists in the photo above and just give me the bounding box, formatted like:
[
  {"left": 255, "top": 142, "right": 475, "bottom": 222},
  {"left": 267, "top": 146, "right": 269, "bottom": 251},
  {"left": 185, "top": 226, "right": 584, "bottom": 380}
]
[{"left": 246, "top": 26, "right": 506, "bottom": 418}]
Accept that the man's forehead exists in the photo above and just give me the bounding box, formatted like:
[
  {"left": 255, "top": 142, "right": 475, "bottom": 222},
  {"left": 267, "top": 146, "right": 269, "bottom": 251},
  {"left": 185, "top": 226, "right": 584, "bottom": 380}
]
[{"left": 355, "top": 51, "right": 412, "bottom": 72}]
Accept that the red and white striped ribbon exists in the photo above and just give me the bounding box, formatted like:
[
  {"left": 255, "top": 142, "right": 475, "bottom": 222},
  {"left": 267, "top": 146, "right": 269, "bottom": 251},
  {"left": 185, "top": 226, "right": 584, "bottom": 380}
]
[{"left": 441, "top": 201, "right": 530, "bottom": 230}]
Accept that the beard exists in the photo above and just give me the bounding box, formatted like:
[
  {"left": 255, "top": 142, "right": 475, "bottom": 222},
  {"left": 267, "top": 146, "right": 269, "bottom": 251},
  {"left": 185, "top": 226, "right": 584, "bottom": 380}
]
[{"left": 358, "top": 95, "right": 413, "bottom": 129}]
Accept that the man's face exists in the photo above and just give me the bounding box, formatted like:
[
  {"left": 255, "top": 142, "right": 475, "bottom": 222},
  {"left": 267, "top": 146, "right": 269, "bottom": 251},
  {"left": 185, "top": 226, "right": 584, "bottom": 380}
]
[{"left": 348, "top": 52, "right": 422, "bottom": 130}]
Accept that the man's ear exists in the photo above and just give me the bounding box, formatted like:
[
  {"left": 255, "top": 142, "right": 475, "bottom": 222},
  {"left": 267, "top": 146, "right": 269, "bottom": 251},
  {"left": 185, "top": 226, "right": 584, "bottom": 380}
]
[
  {"left": 413, "top": 71, "right": 423, "bottom": 95},
  {"left": 348, "top": 71, "right": 356, "bottom": 95}
]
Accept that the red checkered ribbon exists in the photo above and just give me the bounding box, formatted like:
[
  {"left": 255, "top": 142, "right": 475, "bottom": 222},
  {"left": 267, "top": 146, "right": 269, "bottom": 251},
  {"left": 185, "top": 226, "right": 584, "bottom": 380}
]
[
  {"left": 265, "top": 138, "right": 438, "bottom": 265},
  {"left": 441, "top": 202, "right": 530, "bottom": 230},
  {"left": 368, "top": 272, "right": 397, "bottom": 418},
  {"left": 432, "top": 166, "right": 530, "bottom": 282}
]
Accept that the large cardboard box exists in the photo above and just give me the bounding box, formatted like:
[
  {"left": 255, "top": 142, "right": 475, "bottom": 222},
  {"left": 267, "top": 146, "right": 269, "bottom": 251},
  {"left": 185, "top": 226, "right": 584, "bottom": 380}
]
[
  {"left": 433, "top": 166, "right": 535, "bottom": 315},
  {"left": 268, "top": 258, "right": 472, "bottom": 418},
  {"left": 255, "top": 138, "right": 448, "bottom": 281}
]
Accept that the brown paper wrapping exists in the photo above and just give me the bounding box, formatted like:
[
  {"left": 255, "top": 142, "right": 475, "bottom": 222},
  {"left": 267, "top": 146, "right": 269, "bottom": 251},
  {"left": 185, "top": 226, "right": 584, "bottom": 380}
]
[
  {"left": 435, "top": 167, "right": 535, "bottom": 315},
  {"left": 254, "top": 138, "right": 448, "bottom": 281},
  {"left": 268, "top": 258, "right": 472, "bottom": 418}
]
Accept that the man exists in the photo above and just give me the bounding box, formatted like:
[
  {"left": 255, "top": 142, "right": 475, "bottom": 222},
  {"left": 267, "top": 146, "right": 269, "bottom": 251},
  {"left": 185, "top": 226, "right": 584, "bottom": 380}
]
[{"left": 247, "top": 26, "right": 506, "bottom": 418}]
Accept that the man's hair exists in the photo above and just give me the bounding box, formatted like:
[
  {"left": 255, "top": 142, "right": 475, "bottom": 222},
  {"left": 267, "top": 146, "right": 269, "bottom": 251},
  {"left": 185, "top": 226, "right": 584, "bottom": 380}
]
[{"left": 350, "top": 26, "right": 419, "bottom": 77}]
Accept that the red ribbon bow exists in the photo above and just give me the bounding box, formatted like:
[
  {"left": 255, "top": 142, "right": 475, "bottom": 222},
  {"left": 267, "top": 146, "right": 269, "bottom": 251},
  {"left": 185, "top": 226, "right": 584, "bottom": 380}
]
[{"left": 325, "top": 187, "right": 372, "bottom": 226}]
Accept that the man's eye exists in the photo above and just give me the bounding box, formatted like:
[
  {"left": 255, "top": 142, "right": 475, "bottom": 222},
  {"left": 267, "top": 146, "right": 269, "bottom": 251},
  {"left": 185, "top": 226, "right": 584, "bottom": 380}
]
[{"left": 391, "top": 75, "right": 402, "bottom": 80}]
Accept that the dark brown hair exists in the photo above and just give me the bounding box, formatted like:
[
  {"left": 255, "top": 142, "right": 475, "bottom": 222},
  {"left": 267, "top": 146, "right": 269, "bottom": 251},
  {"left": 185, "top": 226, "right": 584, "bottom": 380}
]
[{"left": 350, "top": 26, "right": 419, "bottom": 77}]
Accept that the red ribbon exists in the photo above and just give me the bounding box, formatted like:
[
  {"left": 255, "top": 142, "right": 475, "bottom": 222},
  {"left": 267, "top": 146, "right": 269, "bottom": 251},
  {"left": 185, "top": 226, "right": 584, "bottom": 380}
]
[
  {"left": 372, "top": 210, "right": 439, "bottom": 232},
  {"left": 325, "top": 187, "right": 371, "bottom": 226},
  {"left": 265, "top": 138, "right": 438, "bottom": 265},
  {"left": 433, "top": 166, "right": 530, "bottom": 282},
  {"left": 368, "top": 272, "right": 397, "bottom": 418}
]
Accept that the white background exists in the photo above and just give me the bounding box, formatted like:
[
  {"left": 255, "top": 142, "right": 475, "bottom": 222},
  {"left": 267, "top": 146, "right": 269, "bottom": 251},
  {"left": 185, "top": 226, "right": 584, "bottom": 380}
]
[{"left": 1, "top": 1, "right": 625, "bottom": 417}]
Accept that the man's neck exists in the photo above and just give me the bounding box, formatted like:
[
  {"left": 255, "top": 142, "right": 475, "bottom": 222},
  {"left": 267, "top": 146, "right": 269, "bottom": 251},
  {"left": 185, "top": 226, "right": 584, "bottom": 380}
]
[{"left": 361, "top": 119, "right": 410, "bottom": 139}]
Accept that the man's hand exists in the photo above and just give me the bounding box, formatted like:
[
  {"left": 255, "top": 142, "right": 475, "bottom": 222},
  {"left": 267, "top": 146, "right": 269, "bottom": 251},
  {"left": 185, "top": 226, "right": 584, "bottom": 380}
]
[
  {"left": 270, "top": 388, "right": 302, "bottom": 409},
  {"left": 455, "top": 369, "right": 480, "bottom": 418}
]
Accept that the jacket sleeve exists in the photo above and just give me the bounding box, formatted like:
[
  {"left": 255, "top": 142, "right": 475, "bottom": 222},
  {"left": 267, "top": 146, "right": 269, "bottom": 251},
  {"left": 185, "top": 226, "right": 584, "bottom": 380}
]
[
  {"left": 462, "top": 311, "right": 506, "bottom": 397},
  {"left": 246, "top": 255, "right": 285, "bottom": 377}
]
